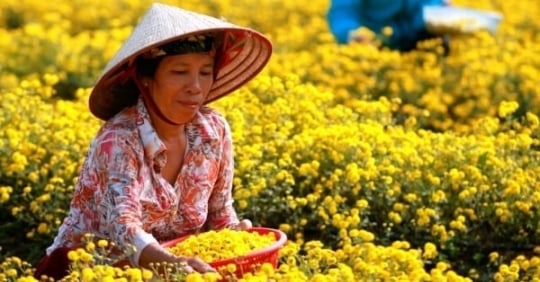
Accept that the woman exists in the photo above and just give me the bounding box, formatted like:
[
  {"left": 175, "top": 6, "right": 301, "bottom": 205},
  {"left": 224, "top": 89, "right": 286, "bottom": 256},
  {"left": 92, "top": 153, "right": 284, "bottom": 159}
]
[
  {"left": 326, "top": 0, "right": 449, "bottom": 51},
  {"left": 34, "top": 2, "right": 272, "bottom": 280}
]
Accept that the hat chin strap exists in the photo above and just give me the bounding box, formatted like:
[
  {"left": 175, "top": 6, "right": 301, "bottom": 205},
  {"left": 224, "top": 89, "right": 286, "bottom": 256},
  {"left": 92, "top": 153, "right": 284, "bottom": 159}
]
[{"left": 135, "top": 80, "right": 184, "bottom": 126}]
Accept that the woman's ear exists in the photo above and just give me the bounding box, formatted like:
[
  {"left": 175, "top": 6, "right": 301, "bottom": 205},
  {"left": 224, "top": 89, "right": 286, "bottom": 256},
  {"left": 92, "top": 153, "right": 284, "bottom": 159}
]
[{"left": 137, "top": 76, "right": 150, "bottom": 88}]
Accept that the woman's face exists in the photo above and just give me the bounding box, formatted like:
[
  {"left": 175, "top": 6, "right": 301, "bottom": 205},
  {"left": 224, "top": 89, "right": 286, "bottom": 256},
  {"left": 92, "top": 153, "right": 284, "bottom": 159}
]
[{"left": 146, "top": 52, "right": 214, "bottom": 124}]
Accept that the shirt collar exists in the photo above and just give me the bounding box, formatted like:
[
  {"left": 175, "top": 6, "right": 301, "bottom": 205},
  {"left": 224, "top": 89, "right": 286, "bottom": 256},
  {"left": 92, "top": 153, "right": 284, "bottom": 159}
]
[{"left": 135, "top": 98, "right": 167, "bottom": 168}]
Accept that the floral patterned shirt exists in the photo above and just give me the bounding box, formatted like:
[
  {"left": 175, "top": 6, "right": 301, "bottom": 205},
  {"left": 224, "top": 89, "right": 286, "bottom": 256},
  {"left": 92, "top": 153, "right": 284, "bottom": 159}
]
[{"left": 47, "top": 98, "right": 239, "bottom": 265}]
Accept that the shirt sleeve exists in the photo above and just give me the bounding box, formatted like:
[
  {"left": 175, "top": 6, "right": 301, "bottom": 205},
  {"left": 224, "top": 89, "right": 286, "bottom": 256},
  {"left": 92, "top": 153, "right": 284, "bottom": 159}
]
[
  {"left": 205, "top": 116, "right": 240, "bottom": 230},
  {"left": 327, "top": 0, "right": 364, "bottom": 44},
  {"left": 92, "top": 129, "right": 158, "bottom": 265},
  {"left": 382, "top": 0, "right": 446, "bottom": 50}
]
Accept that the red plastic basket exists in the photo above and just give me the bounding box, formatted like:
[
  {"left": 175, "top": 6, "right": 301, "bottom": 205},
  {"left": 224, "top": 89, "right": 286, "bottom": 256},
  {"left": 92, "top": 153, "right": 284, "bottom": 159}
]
[{"left": 161, "top": 227, "right": 287, "bottom": 278}]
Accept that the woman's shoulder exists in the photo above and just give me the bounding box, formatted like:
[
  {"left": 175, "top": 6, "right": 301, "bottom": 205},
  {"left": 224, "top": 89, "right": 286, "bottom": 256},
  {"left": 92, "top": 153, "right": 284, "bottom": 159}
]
[{"left": 93, "top": 107, "right": 140, "bottom": 143}]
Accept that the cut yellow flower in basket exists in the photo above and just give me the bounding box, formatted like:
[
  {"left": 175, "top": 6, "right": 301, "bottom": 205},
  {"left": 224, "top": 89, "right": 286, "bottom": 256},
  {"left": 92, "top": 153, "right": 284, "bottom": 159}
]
[{"left": 162, "top": 227, "right": 287, "bottom": 279}]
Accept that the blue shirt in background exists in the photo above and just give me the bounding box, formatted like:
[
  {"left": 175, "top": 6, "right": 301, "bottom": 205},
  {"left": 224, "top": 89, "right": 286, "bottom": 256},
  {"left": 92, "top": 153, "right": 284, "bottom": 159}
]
[{"left": 327, "top": 0, "right": 446, "bottom": 51}]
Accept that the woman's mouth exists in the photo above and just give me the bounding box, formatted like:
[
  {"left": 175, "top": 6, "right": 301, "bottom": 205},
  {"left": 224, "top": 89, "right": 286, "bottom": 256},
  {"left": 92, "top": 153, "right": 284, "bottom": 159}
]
[{"left": 177, "top": 100, "right": 200, "bottom": 108}]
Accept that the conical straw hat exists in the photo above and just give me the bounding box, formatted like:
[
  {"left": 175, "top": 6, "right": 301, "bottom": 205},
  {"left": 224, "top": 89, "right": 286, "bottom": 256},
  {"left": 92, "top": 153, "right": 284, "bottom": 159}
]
[{"left": 89, "top": 2, "right": 272, "bottom": 120}]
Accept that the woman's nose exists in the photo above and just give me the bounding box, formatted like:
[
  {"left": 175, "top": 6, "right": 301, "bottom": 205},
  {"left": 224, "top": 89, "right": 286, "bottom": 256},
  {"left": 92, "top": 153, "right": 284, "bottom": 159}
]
[{"left": 186, "top": 75, "right": 202, "bottom": 94}]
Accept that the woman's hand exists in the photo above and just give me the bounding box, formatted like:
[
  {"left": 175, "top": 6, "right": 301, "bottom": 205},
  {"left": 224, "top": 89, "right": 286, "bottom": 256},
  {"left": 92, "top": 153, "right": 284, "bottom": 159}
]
[
  {"left": 229, "top": 219, "right": 253, "bottom": 230},
  {"left": 347, "top": 27, "right": 377, "bottom": 46},
  {"left": 348, "top": 33, "right": 372, "bottom": 44},
  {"left": 177, "top": 219, "right": 252, "bottom": 273},
  {"left": 176, "top": 256, "right": 216, "bottom": 273},
  {"left": 139, "top": 243, "right": 216, "bottom": 273}
]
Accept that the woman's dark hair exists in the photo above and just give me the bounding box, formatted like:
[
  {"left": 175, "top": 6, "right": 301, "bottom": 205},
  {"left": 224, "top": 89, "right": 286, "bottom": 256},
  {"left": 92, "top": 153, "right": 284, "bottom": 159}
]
[
  {"left": 135, "top": 34, "right": 215, "bottom": 79},
  {"left": 101, "top": 57, "right": 162, "bottom": 115},
  {"left": 135, "top": 56, "right": 164, "bottom": 79}
]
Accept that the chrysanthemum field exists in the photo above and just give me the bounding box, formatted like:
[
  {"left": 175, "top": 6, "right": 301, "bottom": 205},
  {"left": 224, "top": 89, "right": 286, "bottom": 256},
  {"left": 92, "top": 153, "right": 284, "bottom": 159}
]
[{"left": 1, "top": 0, "right": 539, "bottom": 281}]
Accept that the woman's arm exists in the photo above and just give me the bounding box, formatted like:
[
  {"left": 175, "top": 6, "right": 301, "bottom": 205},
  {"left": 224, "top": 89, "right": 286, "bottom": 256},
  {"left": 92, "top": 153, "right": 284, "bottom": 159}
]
[
  {"left": 327, "top": 0, "right": 364, "bottom": 44},
  {"left": 139, "top": 243, "right": 214, "bottom": 273},
  {"left": 95, "top": 130, "right": 215, "bottom": 272},
  {"left": 94, "top": 131, "right": 156, "bottom": 265}
]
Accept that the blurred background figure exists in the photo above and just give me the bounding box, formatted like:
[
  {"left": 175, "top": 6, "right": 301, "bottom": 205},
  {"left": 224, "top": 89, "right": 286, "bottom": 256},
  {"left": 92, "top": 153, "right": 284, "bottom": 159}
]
[{"left": 327, "top": 0, "right": 502, "bottom": 53}]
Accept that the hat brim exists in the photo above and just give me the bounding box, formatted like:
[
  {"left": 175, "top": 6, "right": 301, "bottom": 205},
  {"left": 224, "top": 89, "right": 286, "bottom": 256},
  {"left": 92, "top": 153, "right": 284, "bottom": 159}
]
[{"left": 89, "top": 3, "right": 272, "bottom": 121}]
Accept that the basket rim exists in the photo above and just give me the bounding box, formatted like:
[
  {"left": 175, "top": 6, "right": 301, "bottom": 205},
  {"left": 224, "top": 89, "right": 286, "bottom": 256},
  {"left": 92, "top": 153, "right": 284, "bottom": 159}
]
[{"left": 161, "top": 227, "right": 287, "bottom": 266}]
